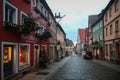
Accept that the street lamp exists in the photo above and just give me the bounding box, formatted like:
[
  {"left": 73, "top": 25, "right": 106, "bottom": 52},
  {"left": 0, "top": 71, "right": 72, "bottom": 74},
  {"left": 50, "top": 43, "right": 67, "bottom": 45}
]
[{"left": 54, "top": 12, "right": 66, "bottom": 22}]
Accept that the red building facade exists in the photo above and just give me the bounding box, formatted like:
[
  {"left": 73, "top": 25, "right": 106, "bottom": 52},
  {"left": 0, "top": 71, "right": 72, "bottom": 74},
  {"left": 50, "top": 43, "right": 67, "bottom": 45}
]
[{"left": 0, "top": 0, "right": 51, "bottom": 79}]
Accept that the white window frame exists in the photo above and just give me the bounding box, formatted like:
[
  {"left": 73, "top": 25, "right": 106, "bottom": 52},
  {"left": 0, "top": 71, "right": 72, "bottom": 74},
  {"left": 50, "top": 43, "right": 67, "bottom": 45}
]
[
  {"left": 19, "top": 43, "right": 30, "bottom": 70},
  {"left": 36, "top": 25, "right": 45, "bottom": 35},
  {"left": 20, "top": 11, "right": 28, "bottom": 25},
  {"left": 3, "top": 0, "right": 18, "bottom": 24},
  {"left": 34, "top": 0, "right": 38, "bottom": 7},
  {"left": 41, "top": 5, "right": 44, "bottom": 14},
  {"left": 1, "top": 42, "right": 18, "bottom": 80}
]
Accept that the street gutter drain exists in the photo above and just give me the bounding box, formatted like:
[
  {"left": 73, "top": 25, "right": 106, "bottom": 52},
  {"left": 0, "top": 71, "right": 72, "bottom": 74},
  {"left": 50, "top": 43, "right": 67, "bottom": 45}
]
[{"left": 36, "top": 72, "right": 49, "bottom": 75}]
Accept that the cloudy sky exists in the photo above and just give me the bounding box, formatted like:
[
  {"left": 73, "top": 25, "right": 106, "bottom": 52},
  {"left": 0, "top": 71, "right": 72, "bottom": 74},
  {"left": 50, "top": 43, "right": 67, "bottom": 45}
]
[{"left": 46, "top": 0, "right": 110, "bottom": 45}]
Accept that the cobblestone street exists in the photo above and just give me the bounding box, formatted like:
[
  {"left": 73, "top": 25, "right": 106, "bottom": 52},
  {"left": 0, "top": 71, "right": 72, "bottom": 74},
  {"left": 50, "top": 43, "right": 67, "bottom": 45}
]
[{"left": 48, "top": 54, "right": 120, "bottom": 80}]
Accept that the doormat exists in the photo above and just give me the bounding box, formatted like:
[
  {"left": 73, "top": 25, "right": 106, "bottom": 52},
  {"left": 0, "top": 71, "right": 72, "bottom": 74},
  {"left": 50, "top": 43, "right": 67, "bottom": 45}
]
[{"left": 36, "top": 72, "right": 49, "bottom": 75}]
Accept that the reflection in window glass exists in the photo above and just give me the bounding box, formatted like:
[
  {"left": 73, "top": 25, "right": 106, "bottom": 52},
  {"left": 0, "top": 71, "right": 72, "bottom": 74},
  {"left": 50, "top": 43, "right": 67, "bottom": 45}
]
[{"left": 19, "top": 45, "right": 29, "bottom": 68}]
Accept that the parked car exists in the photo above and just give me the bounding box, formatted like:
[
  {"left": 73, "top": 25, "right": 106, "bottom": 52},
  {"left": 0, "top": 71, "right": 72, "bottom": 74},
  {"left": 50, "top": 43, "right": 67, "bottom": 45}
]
[{"left": 83, "top": 51, "right": 93, "bottom": 59}]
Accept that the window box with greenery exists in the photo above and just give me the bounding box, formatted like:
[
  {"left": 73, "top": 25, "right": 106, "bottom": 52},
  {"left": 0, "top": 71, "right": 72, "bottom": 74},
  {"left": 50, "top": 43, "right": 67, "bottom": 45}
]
[
  {"left": 35, "top": 32, "right": 41, "bottom": 40},
  {"left": 4, "top": 22, "right": 21, "bottom": 33},
  {"left": 21, "top": 17, "right": 40, "bottom": 35},
  {"left": 40, "top": 29, "right": 52, "bottom": 40}
]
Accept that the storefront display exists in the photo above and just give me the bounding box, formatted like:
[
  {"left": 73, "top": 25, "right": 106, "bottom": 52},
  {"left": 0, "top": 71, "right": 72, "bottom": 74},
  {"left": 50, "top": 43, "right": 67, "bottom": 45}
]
[{"left": 19, "top": 45, "right": 30, "bottom": 68}]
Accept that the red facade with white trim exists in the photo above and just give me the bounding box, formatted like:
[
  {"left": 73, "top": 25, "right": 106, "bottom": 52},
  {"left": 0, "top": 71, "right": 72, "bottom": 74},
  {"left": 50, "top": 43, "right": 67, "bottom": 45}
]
[{"left": 0, "top": 0, "right": 50, "bottom": 79}]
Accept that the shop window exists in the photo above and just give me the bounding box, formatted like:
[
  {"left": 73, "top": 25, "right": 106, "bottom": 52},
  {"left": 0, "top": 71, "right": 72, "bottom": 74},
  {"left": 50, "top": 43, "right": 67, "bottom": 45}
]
[
  {"left": 19, "top": 44, "right": 30, "bottom": 69},
  {"left": 4, "top": 46, "right": 13, "bottom": 63}
]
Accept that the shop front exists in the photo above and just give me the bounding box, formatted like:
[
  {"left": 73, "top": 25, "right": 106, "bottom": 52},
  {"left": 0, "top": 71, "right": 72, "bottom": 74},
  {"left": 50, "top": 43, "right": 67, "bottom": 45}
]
[
  {"left": 1, "top": 42, "right": 18, "bottom": 80},
  {"left": 1, "top": 41, "right": 37, "bottom": 79},
  {"left": 19, "top": 44, "right": 30, "bottom": 70}
]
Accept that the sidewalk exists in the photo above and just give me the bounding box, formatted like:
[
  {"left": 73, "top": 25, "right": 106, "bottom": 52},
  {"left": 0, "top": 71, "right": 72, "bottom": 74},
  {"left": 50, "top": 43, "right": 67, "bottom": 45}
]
[
  {"left": 93, "top": 59, "right": 120, "bottom": 72},
  {"left": 16, "top": 56, "right": 71, "bottom": 80}
]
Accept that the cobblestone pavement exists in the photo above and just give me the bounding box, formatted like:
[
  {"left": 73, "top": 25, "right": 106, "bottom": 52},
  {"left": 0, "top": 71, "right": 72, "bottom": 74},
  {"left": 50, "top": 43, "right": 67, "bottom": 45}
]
[{"left": 48, "top": 54, "right": 120, "bottom": 80}]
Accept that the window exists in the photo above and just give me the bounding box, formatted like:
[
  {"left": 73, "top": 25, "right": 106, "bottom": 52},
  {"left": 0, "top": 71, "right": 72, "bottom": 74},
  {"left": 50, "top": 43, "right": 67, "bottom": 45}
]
[
  {"left": 41, "top": 6, "right": 44, "bottom": 14},
  {"left": 35, "top": 25, "right": 45, "bottom": 36},
  {"left": 99, "top": 33, "right": 103, "bottom": 41},
  {"left": 40, "top": 26, "right": 45, "bottom": 34},
  {"left": 19, "top": 44, "right": 30, "bottom": 69},
  {"left": 34, "top": 0, "right": 39, "bottom": 7},
  {"left": 106, "top": 28, "right": 108, "bottom": 36},
  {"left": 4, "top": 1, "right": 17, "bottom": 24},
  {"left": 20, "top": 12, "right": 27, "bottom": 25},
  {"left": 45, "top": 11, "right": 48, "bottom": 19},
  {"left": 109, "top": 7, "right": 112, "bottom": 17},
  {"left": 110, "top": 25, "right": 112, "bottom": 34},
  {"left": 115, "top": 0, "right": 119, "bottom": 12},
  {"left": 115, "top": 20, "right": 119, "bottom": 32},
  {"left": 105, "top": 12, "right": 107, "bottom": 22}
]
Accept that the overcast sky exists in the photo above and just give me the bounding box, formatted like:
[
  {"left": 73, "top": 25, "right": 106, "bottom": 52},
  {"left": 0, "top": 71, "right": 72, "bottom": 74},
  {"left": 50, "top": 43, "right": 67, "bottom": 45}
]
[{"left": 46, "top": 0, "right": 110, "bottom": 45}]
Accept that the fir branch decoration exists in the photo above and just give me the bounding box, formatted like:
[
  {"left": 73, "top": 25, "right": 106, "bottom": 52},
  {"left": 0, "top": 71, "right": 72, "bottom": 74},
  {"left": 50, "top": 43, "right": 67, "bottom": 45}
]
[
  {"left": 40, "top": 29, "right": 52, "bottom": 40},
  {"left": 24, "top": 0, "right": 31, "bottom": 4},
  {"left": 4, "top": 22, "right": 21, "bottom": 33},
  {"left": 21, "top": 17, "right": 39, "bottom": 35}
]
